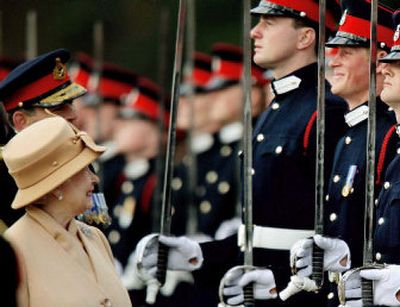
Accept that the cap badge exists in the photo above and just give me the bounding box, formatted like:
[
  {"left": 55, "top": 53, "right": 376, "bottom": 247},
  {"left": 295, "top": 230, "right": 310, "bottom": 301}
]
[
  {"left": 394, "top": 24, "right": 400, "bottom": 43},
  {"left": 53, "top": 57, "right": 66, "bottom": 80},
  {"left": 339, "top": 9, "right": 347, "bottom": 26}
]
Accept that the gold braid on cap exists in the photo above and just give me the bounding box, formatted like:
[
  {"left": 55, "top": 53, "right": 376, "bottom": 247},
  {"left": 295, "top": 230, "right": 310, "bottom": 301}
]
[{"left": 53, "top": 57, "right": 66, "bottom": 80}]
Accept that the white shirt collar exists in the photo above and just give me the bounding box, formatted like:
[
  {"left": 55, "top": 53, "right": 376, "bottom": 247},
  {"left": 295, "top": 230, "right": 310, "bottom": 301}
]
[
  {"left": 123, "top": 159, "right": 150, "bottom": 180},
  {"left": 344, "top": 105, "right": 369, "bottom": 127},
  {"left": 271, "top": 75, "right": 302, "bottom": 95}
]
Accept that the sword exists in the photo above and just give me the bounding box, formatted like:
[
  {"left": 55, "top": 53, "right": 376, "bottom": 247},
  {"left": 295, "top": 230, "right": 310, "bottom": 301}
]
[
  {"left": 182, "top": 0, "right": 199, "bottom": 236},
  {"left": 242, "top": 0, "right": 255, "bottom": 305},
  {"left": 361, "top": 0, "right": 378, "bottom": 305},
  {"left": 155, "top": 0, "right": 187, "bottom": 296},
  {"left": 311, "top": 0, "right": 327, "bottom": 290}
]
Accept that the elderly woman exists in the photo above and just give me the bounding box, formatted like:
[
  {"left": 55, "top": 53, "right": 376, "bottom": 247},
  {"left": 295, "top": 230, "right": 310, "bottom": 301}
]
[{"left": 2, "top": 116, "right": 132, "bottom": 307}]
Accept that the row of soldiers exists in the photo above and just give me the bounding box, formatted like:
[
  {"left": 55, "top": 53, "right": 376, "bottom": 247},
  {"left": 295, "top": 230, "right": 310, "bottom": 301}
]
[{"left": 1, "top": 0, "right": 400, "bottom": 306}]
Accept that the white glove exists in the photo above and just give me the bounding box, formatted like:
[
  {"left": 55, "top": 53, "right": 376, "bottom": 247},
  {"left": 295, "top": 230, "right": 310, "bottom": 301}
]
[
  {"left": 221, "top": 266, "right": 277, "bottom": 305},
  {"left": 338, "top": 269, "right": 362, "bottom": 307},
  {"left": 140, "top": 234, "right": 204, "bottom": 271},
  {"left": 121, "top": 234, "right": 160, "bottom": 304},
  {"left": 360, "top": 265, "right": 400, "bottom": 306},
  {"left": 160, "top": 270, "right": 194, "bottom": 296},
  {"left": 214, "top": 217, "right": 241, "bottom": 240},
  {"left": 290, "top": 235, "right": 351, "bottom": 277}
]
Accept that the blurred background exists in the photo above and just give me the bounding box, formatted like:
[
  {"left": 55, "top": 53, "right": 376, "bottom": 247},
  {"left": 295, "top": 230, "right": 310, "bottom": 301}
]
[{"left": 0, "top": 0, "right": 249, "bottom": 90}]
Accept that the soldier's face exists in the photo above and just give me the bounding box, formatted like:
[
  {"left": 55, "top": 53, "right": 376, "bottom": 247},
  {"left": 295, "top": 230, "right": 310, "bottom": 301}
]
[
  {"left": 250, "top": 16, "right": 301, "bottom": 72},
  {"left": 381, "top": 61, "right": 400, "bottom": 111},
  {"left": 328, "top": 47, "right": 370, "bottom": 108}
]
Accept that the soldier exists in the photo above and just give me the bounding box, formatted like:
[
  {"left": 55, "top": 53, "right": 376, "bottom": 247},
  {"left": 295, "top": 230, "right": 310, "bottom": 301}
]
[
  {"left": 0, "top": 49, "right": 86, "bottom": 229},
  {"left": 340, "top": 9, "right": 400, "bottom": 306},
  {"left": 129, "top": 1, "right": 348, "bottom": 306},
  {"left": 288, "top": 2, "right": 398, "bottom": 306},
  {"left": 72, "top": 57, "right": 137, "bottom": 213}
]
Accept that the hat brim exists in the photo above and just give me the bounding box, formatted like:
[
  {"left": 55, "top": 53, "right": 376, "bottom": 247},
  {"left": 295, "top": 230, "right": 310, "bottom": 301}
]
[
  {"left": 203, "top": 78, "right": 239, "bottom": 93},
  {"left": 379, "top": 51, "right": 400, "bottom": 63},
  {"left": 36, "top": 82, "right": 87, "bottom": 108},
  {"left": 325, "top": 36, "right": 368, "bottom": 48},
  {"left": 11, "top": 145, "right": 105, "bottom": 209},
  {"left": 250, "top": 5, "right": 287, "bottom": 16}
]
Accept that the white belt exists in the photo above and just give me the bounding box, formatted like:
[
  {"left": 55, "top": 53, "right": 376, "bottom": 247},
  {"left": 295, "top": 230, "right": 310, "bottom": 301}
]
[{"left": 237, "top": 224, "right": 315, "bottom": 251}]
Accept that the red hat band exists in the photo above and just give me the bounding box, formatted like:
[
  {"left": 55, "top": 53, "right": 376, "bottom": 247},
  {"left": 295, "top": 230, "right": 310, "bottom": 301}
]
[
  {"left": 265, "top": 0, "right": 337, "bottom": 31},
  {"left": 4, "top": 71, "right": 70, "bottom": 111},
  {"left": 193, "top": 69, "right": 212, "bottom": 86},
  {"left": 338, "top": 13, "right": 393, "bottom": 48},
  {"left": 213, "top": 58, "right": 243, "bottom": 80}
]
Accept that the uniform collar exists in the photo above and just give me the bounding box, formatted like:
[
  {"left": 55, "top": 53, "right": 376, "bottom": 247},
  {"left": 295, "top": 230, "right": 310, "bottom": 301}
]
[
  {"left": 219, "top": 122, "right": 243, "bottom": 144},
  {"left": 98, "top": 141, "right": 118, "bottom": 162},
  {"left": 270, "top": 63, "right": 317, "bottom": 96},
  {"left": 190, "top": 132, "right": 214, "bottom": 154},
  {"left": 123, "top": 158, "right": 150, "bottom": 180},
  {"left": 344, "top": 103, "right": 369, "bottom": 127}
]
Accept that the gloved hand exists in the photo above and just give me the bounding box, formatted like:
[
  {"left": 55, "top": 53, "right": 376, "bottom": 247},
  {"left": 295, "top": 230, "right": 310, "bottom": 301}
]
[
  {"left": 338, "top": 269, "right": 362, "bottom": 307},
  {"left": 140, "top": 234, "right": 204, "bottom": 271},
  {"left": 121, "top": 233, "right": 203, "bottom": 304},
  {"left": 290, "top": 235, "right": 351, "bottom": 277},
  {"left": 360, "top": 265, "right": 400, "bottom": 306},
  {"left": 214, "top": 217, "right": 241, "bottom": 240},
  {"left": 160, "top": 270, "right": 194, "bottom": 296},
  {"left": 220, "top": 266, "right": 277, "bottom": 306}
]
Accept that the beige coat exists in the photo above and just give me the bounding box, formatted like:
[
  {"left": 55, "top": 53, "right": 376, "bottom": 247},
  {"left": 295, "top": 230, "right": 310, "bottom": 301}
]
[{"left": 5, "top": 207, "right": 132, "bottom": 307}]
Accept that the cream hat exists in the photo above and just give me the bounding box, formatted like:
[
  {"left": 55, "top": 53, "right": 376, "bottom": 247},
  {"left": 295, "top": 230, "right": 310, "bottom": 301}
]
[{"left": 2, "top": 117, "right": 106, "bottom": 209}]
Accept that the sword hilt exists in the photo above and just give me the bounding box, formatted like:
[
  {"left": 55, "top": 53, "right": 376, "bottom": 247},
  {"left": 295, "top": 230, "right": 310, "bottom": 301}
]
[
  {"left": 311, "top": 240, "right": 324, "bottom": 290},
  {"left": 361, "top": 278, "right": 374, "bottom": 307},
  {"left": 243, "top": 283, "right": 254, "bottom": 307},
  {"left": 156, "top": 241, "right": 169, "bottom": 287}
]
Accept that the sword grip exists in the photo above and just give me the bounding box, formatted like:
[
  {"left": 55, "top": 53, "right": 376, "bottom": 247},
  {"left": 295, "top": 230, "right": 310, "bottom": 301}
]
[
  {"left": 361, "top": 278, "right": 374, "bottom": 307},
  {"left": 243, "top": 283, "right": 254, "bottom": 307},
  {"left": 156, "top": 241, "right": 169, "bottom": 286},
  {"left": 311, "top": 241, "right": 324, "bottom": 289}
]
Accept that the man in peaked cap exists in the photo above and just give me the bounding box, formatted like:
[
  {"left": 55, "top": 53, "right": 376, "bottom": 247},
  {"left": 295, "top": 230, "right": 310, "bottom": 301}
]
[
  {"left": 289, "top": 1, "right": 398, "bottom": 306},
  {"left": 338, "top": 9, "right": 400, "bottom": 306},
  {"left": 0, "top": 49, "right": 87, "bottom": 229},
  {"left": 128, "top": 1, "right": 348, "bottom": 306}
]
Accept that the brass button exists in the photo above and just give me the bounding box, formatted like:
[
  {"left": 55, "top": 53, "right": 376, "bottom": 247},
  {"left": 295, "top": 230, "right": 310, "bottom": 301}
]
[
  {"left": 108, "top": 230, "right": 120, "bottom": 244},
  {"left": 375, "top": 252, "right": 382, "bottom": 261},
  {"left": 272, "top": 102, "right": 280, "bottom": 110},
  {"left": 171, "top": 177, "right": 183, "bottom": 190},
  {"left": 397, "top": 148, "right": 400, "bottom": 155},
  {"left": 256, "top": 133, "right": 265, "bottom": 142},
  {"left": 345, "top": 136, "right": 352, "bottom": 145},
  {"left": 384, "top": 181, "right": 391, "bottom": 190},
  {"left": 375, "top": 198, "right": 379, "bottom": 205},
  {"left": 325, "top": 194, "right": 330, "bottom": 201},
  {"left": 220, "top": 145, "right": 232, "bottom": 157},
  {"left": 206, "top": 171, "right": 218, "bottom": 184},
  {"left": 327, "top": 292, "right": 334, "bottom": 300},
  {"left": 121, "top": 181, "right": 134, "bottom": 194},
  {"left": 333, "top": 175, "right": 340, "bottom": 183},
  {"left": 218, "top": 181, "right": 230, "bottom": 194},
  {"left": 329, "top": 213, "right": 337, "bottom": 222},
  {"left": 200, "top": 201, "right": 212, "bottom": 214},
  {"left": 275, "top": 146, "right": 283, "bottom": 154},
  {"left": 378, "top": 217, "right": 385, "bottom": 225},
  {"left": 251, "top": 168, "right": 255, "bottom": 175}
]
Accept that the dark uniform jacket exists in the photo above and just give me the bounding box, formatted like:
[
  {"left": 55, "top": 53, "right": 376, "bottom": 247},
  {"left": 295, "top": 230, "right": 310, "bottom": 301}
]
[
  {"left": 172, "top": 127, "right": 241, "bottom": 238},
  {"left": 106, "top": 159, "right": 157, "bottom": 269},
  {"left": 324, "top": 99, "right": 397, "bottom": 267},
  {"left": 374, "top": 126, "right": 400, "bottom": 265},
  {"left": 197, "top": 63, "right": 347, "bottom": 306}
]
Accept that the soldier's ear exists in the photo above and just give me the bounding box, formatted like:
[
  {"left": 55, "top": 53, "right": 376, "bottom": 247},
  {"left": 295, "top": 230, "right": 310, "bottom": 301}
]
[
  {"left": 297, "top": 27, "right": 316, "bottom": 51},
  {"left": 377, "top": 50, "right": 388, "bottom": 74},
  {"left": 12, "top": 111, "right": 29, "bottom": 132}
]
